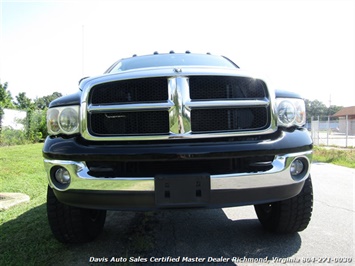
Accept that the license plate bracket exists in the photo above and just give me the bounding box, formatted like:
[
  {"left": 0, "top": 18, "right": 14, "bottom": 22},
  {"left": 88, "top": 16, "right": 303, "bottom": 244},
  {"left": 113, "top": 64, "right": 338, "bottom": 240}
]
[{"left": 155, "top": 173, "right": 210, "bottom": 207}]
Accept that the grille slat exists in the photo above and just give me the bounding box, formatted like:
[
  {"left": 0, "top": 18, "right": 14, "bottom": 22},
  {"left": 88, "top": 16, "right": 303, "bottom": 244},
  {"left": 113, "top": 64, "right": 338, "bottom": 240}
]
[{"left": 87, "top": 156, "right": 275, "bottom": 177}]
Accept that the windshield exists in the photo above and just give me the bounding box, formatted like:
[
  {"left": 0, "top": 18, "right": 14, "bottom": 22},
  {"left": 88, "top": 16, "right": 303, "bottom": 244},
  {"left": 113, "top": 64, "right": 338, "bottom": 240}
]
[{"left": 106, "top": 53, "right": 238, "bottom": 73}]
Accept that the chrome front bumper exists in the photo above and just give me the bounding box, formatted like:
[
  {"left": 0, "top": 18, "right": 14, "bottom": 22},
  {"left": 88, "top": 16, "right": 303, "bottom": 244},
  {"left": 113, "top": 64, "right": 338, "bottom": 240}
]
[{"left": 44, "top": 151, "right": 312, "bottom": 192}]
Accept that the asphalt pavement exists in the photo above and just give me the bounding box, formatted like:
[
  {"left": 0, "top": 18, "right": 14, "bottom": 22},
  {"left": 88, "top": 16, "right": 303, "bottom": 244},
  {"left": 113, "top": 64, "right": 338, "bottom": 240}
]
[{"left": 58, "top": 163, "right": 355, "bottom": 266}]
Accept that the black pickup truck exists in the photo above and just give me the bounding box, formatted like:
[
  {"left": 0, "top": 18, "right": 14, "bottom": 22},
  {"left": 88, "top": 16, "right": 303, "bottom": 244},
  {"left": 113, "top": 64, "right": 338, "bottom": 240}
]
[{"left": 43, "top": 52, "right": 313, "bottom": 243}]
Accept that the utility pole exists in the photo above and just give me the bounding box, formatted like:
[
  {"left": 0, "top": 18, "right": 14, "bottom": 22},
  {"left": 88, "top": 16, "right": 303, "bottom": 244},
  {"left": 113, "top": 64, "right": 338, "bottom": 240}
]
[{"left": 326, "top": 94, "right": 333, "bottom": 145}]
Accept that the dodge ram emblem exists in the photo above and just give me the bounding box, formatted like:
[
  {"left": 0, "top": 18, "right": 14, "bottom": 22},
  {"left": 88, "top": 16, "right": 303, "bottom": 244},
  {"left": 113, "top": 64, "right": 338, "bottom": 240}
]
[{"left": 173, "top": 68, "right": 182, "bottom": 73}]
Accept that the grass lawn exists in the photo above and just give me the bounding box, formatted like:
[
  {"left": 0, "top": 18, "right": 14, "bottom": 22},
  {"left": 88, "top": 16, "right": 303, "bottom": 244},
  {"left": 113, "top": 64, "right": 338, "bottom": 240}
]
[
  {"left": 313, "top": 146, "right": 355, "bottom": 168},
  {"left": 0, "top": 144, "right": 63, "bottom": 265}
]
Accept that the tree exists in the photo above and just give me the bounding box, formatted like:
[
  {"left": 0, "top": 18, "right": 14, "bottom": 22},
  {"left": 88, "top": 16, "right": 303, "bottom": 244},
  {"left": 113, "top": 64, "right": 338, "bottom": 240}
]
[
  {"left": 305, "top": 99, "right": 327, "bottom": 122},
  {"left": 35, "top": 92, "right": 62, "bottom": 110},
  {"left": 14, "top": 92, "right": 34, "bottom": 110},
  {"left": 305, "top": 99, "right": 343, "bottom": 122},
  {"left": 1, "top": 85, "right": 63, "bottom": 144},
  {"left": 14, "top": 92, "right": 34, "bottom": 138},
  {"left": 0, "top": 82, "right": 14, "bottom": 134},
  {"left": 0, "top": 82, "right": 14, "bottom": 112},
  {"left": 328, "top": 105, "right": 343, "bottom": 117}
]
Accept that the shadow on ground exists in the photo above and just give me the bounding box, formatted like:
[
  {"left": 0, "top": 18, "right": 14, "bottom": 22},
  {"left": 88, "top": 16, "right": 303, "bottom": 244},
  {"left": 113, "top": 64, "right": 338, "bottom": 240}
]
[
  {"left": 57, "top": 208, "right": 301, "bottom": 265},
  {"left": 147, "top": 209, "right": 301, "bottom": 265}
]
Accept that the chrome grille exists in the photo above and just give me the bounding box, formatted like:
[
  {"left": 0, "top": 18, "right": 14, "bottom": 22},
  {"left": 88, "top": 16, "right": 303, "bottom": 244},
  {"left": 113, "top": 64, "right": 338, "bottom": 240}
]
[{"left": 84, "top": 75, "right": 273, "bottom": 140}]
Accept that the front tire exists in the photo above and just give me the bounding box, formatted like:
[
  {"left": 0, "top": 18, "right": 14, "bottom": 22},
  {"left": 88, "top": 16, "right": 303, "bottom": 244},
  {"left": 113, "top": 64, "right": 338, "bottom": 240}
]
[
  {"left": 254, "top": 176, "right": 313, "bottom": 233},
  {"left": 47, "top": 186, "right": 106, "bottom": 243}
]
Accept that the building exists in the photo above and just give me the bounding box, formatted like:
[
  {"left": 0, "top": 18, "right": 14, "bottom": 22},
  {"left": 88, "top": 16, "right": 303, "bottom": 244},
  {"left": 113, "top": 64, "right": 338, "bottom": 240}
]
[
  {"left": 1, "top": 109, "right": 27, "bottom": 130},
  {"left": 332, "top": 106, "right": 355, "bottom": 135}
]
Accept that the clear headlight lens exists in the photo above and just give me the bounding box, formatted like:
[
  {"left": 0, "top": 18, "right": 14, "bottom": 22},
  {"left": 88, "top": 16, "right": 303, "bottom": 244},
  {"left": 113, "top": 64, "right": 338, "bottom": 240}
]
[
  {"left": 47, "top": 106, "right": 80, "bottom": 135},
  {"left": 276, "top": 98, "right": 306, "bottom": 127},
  {"left": 47, "top": 109, "right": 60, "bottom": 134},
  {"left": 59, "top": 108, "right": 79, "bottom": 133}
]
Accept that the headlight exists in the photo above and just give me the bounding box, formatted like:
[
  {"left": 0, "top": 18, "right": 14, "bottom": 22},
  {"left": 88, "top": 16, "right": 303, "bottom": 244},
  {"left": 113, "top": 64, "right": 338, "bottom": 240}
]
[
  {"left": 276, "top": 98, "right": 306, "bottom": 127},
  {"left": 47, "top": 106, "right": 80, "bottom": 135}
]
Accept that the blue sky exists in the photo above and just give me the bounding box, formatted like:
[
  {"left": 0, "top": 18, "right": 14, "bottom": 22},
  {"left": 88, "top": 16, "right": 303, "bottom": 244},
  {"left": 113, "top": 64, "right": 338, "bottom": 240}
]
[{"left": 1, "top": 0, "right": 354, "bottom": 106}]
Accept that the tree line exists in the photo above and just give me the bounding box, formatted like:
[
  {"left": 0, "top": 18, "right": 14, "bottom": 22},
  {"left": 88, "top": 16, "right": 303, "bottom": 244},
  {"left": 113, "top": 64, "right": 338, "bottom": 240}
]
[
  {"left": 0, "top": 81, "right": 62, "bottom": 145},
  {"left": 305, "top": 99, "right": 343, "bottom": 122},
  {"left": 0, "top": 81, "right": 345, "bottom": 146}
]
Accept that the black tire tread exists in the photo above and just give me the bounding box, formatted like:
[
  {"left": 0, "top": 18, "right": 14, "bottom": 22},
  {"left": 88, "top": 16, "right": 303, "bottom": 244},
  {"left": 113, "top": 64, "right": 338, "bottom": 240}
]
[
  {"left": 255, "top": 176, "right": 313, "bottom": 233},
  {"left": 47, "top": 186, "right": 106, "bottom": 243}
]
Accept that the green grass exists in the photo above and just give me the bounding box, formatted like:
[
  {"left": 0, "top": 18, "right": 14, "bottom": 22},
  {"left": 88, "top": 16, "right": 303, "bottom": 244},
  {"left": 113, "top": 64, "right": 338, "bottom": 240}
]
[
  {"left": 0, "top": 144, "right": 46, "bottom": 218},
  {"left": 313, "top": 146, "right": 355, "bottom": 168},
  {"left": 0, "top": 143, "right": 63, "bottom": 265}
]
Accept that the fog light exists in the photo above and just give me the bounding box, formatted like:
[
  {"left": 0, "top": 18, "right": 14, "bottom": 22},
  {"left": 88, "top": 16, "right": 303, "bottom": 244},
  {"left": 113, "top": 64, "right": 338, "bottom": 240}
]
[
  {"left": 54, "top": 168, "right": 71, "bottom": 184},
  {"left": 290, "top": 159, "right": 304, "bottom": 176}
]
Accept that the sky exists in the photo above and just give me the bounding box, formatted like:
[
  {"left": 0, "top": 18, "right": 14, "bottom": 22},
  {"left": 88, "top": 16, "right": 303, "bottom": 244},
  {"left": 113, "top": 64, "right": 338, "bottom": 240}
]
[{"left": 0, "top": 0, "right": 354, "bottom": 107}]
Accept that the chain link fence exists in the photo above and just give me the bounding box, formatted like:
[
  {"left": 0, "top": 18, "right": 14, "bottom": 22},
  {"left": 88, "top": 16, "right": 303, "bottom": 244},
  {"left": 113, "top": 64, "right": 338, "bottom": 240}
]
[{"left": 309, "top": 116, "right": 355, "bottom": 148}]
